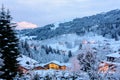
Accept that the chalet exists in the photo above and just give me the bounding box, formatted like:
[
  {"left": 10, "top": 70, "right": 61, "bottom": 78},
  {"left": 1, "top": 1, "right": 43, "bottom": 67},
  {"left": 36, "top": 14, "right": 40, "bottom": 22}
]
[
  {"left": 42, "top": 61, "right": 70, "bottom": 70},
  {"left": 60, "top": 65, "right": 66, "bottom": 70},
  {"left": 99, "top": 61, "right": 117, "bottom": 73},
  {"left": 17, "top": 55, "right": 70, "bottom": 73},
  {"left": 44, "top": 63, "right": 59, "bottom": 70},
  {"left": 106, "top": 52, "right": 120, "bottom": 62},
  {"left": 33, "top": 66, "right": 44, "bottom": 70},
  {"left": 33, "top": 63, "right": 45, "bottom": 70},
  {"left": 99, "top": 52, "right": 120, "bottom": 73}
]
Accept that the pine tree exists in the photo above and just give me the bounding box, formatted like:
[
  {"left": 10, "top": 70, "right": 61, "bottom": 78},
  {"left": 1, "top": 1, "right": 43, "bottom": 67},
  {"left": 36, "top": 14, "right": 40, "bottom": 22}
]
[
  {"left": 0, "top": 5, "right": 20, "bottom": 80},
  {"left": 68, "top": 50, "right": 72, "bottom": 57},
  {"left": 0, "top": 53, "right": 4, "bottom": 77}
]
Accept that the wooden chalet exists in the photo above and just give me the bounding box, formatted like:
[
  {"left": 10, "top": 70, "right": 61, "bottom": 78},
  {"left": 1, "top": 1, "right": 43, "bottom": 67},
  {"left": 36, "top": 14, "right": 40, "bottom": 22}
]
[
  {"left": 32, "top": 63, "right": 46, "bottom": 70},
  {"left": 106, "top": 52, "right": 120, "bottom": 62},
  {"left": 99, "top": 61, "right": 116, "bottom": 73},
  {"left": 99, "top": 52, "right": 120, "bottom": 73},
  {"left": 41, "top": 61, "right": 69, "bottom": 70},
  {"left": 17, "top": 55, "right": 70, "bottom": 73},
  {"left": 60, "top": 65, "right": 66, "bottom": 70}
]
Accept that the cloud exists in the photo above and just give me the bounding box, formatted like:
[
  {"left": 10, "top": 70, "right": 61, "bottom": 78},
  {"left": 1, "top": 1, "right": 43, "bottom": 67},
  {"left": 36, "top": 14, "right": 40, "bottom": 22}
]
[{"left": 16, "top": 21, "right": 38, "bottom": 30}]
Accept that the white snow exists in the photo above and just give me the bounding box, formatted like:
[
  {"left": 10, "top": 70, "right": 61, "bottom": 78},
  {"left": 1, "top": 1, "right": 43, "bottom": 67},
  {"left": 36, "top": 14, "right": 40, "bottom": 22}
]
[
  {"left": 20, "top": 36, "right": 37, "bottom": 41},
  {"left": 40, "top": 60, "right": 71, "bottom": 67},
  {"left": 106, "top": 52, "right": 120, "bottom": 58},
  {"left": 4, "top": 38, "right": 8, "bottom": 40},
  {"left": 43, "top": 60, "right": 62, "bottom": 66},
  {"left": 0, "top": 34, "right": 2, "bottom": 36},
  {"left": 51, "top": 22, "right": 59, "bottom": 30},
  {"left": 17, "top": 55, "right": 39, "bottom": 69},
  {"left": 21, "top": 33, "right": 120, "bottom": 56}
]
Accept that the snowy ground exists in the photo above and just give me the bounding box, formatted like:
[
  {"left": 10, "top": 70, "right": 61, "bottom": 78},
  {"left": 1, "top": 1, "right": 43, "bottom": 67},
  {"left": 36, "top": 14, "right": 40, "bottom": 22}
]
[{"left": 18, "top": 70, "right": 89, "bottom": 80}]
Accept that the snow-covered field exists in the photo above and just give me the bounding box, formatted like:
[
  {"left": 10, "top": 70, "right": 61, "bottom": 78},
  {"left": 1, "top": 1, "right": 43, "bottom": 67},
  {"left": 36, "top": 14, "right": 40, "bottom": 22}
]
[{"left": 18, "top": 70, "right": 89, "bottom": 80}]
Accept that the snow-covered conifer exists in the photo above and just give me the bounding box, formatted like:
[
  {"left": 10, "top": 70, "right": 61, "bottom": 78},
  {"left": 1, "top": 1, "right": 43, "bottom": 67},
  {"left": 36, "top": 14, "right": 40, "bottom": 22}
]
[{"left": 0, "top": 5, "right": 20, "bottom": 79}]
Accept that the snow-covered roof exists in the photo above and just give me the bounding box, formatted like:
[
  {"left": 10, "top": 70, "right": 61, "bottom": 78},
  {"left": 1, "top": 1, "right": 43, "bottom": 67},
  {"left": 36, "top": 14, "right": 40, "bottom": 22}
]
[
  {"left": 106, "top": 53, "right": 120, "bottom": 58},
  {"left": 17, "top": 55, "right": 39, "bottom": 69},
  {"left": 102, "top": 61, "right": 120, "bottom": 66},
  {"left": 40, "top": 60, "right": 71, "bottom": 67},
  {"left": 43, "top": 60, "right": 62, "bottom": 66},
  {"left": 34, "top": 64, "right": 45, "bottom": 67}
]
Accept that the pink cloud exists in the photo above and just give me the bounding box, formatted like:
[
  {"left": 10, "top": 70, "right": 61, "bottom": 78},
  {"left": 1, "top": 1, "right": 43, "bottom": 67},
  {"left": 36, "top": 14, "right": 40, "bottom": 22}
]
[{"left": 16, "top": 21, "right": 38, "bottom": 30}]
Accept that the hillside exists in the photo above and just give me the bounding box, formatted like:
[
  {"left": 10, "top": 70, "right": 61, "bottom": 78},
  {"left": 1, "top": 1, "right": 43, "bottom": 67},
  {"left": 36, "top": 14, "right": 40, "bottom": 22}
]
[
  {"left": 19, "top": 9, "right": 120, "bottom": 40},
  {"left": 19, "top": 33, "right": 120, "bottom": 64},
  {"left": 16, "top": 9, "right": 120, "bottom": 80}
]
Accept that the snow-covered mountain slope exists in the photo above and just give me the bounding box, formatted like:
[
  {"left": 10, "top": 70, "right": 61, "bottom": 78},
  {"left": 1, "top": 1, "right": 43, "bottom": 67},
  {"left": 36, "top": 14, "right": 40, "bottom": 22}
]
[
  {"left": 18, "top": 9, "right": 120, "bottom": 64},
  {"left": 19, "top": 9, "right": 120, "bottom": 41}
]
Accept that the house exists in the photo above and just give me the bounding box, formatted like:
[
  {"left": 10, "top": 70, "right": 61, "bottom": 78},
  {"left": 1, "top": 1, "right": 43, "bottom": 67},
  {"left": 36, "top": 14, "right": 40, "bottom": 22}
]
[
  {"left": 44, "top": 63, "right": 59, "bottom": 70},
  {"left": 98, "top": 61, "right": 116, "bottom": 73},
  {"left": 33, "top": 63, "right": 45, "bottom": 70},
  {"left": 106, "top": 52, "right": 120, "bottom": 62},
  {"left": 17, "top": 55, "right": 70, "bottom": 72},
  {"left": 99, "top": 62, "right": 109, "bottom": 73},
  {"left": 60, "top": 65, "right": 66, "bottom": 70},
  {"left": 33, "top": 66, "right": 44, "bottom": 70},
  {"left": 41, "top": 61, "right": 70, "bottom": 70},
  {"left": 99, "top": 52, "right": 120, "bottom": 73},
  {"left": 44, "top": 61, "right": 64, "bottom": 70}
]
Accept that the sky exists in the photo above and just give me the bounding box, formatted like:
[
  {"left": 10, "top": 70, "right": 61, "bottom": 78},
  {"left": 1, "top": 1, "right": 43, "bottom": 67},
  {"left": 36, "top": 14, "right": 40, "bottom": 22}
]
[{"left": 0, "top": 0, "right": 120, "bottom": 29}]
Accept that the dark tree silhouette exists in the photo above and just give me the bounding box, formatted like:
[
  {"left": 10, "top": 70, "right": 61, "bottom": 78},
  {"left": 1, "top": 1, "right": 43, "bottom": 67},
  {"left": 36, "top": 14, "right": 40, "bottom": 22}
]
[
  {"left": 68, "top": 50, "right": 72, "bottom": 57},
  {"left": 0, "top": 6, "right": 20, "bottom": 80}
]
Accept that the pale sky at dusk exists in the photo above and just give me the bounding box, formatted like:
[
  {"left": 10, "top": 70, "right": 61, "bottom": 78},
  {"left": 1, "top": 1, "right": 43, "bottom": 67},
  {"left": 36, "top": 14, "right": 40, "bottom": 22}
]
[{"left": 0, "top": 0, "right": 120, "bottom": 28}]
